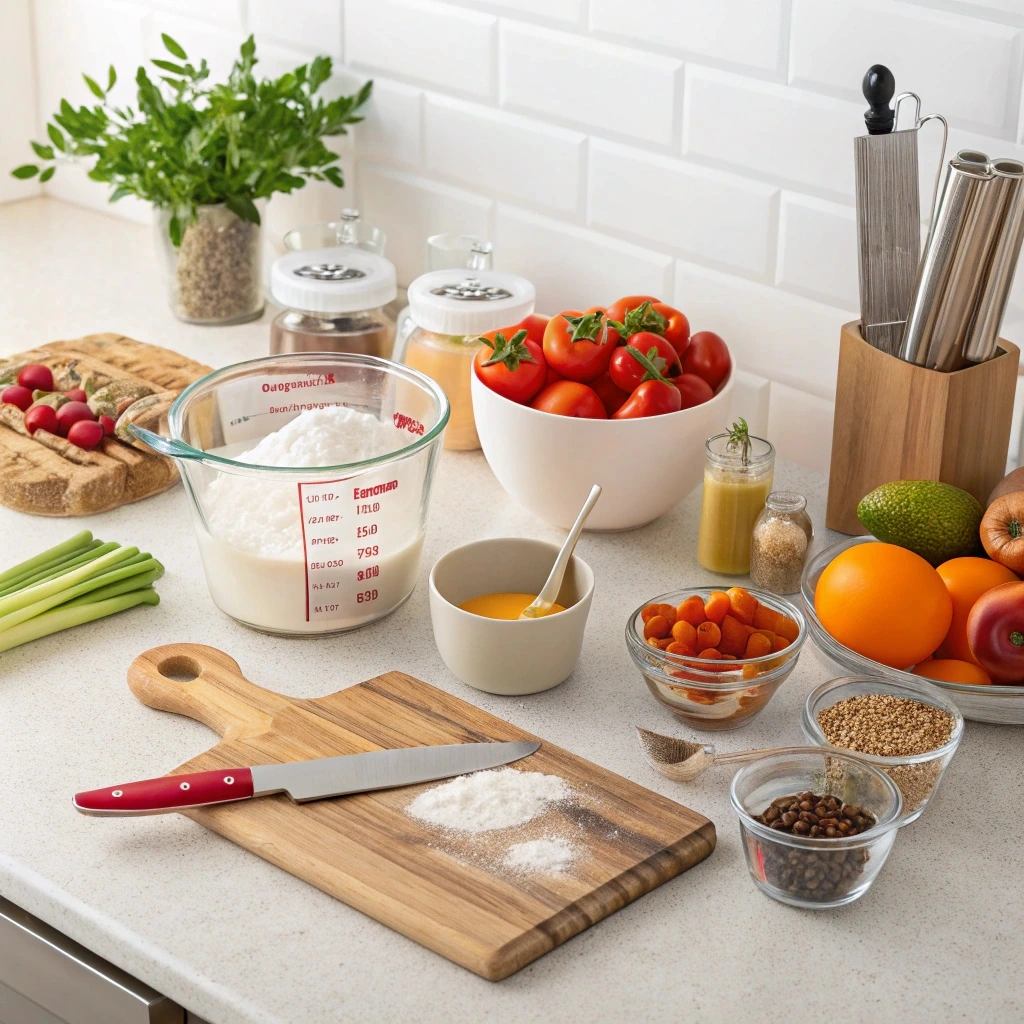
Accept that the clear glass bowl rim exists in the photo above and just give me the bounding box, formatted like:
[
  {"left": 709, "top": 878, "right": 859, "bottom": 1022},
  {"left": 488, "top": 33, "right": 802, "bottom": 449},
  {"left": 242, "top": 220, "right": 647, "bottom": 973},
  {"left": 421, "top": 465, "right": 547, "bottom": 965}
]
[
  {"left": 801, "top": 674, "right": 965, "bottom": 766},
  {"left": 801, "top": 535, "right": 1024, "bottom": 698},
  {"left": 625, "top": 586, "right": 807, "bottom": 692},
  {"left": 729, "top": 745, "right": 904, "bottom": 848}
]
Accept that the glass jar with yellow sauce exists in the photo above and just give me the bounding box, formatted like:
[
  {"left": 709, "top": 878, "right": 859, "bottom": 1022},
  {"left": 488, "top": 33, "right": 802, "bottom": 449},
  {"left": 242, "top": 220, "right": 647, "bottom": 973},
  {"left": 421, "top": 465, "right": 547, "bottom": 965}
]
[
  {"left": 697, "top": 426, "right": 775, "bottom": 575},
  {"left": 395, "top": 270, "right": 535, "bottom": 450}
]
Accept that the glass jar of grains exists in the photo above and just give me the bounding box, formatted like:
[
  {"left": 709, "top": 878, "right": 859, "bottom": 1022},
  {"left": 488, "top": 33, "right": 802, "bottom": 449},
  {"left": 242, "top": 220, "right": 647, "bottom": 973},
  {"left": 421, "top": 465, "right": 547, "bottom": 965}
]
[{"left": 749, "top": 492, "right": 813, "bottom": 594}]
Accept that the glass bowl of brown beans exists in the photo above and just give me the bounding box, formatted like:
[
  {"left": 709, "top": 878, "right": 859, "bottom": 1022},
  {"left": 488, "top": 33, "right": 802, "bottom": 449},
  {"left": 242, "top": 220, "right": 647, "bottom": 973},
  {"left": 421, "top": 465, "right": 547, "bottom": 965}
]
[
  {"left": 730, "top": 747, "right": 903, "bottom": 909},
  {"left": 801, "top": 675, "right": 964, "bottom": 825}
]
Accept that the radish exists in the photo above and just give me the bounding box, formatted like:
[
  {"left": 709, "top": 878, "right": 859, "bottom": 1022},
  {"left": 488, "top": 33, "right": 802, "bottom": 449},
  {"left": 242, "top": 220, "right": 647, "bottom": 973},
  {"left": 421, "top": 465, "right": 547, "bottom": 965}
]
[
  {"left": 64, "top": 388, "right": 88, "bottom": 403},
  {"left": 56, "top": 401, "right": 97, "bottom": 437},
  {"left": 1, "top": 385, "right": 33, "bottom": 412},
  {"left": 67, "top": 419, "right": 105, "bottom": 450},
  {"left": 24, "top": 405, "right": 58, "bottom": 435},
  {"left": 17, "top": 364, "right": 54, "bottom": 393},
  {"left": 98, "top": 414, "right": 116, "bottom": 436}
]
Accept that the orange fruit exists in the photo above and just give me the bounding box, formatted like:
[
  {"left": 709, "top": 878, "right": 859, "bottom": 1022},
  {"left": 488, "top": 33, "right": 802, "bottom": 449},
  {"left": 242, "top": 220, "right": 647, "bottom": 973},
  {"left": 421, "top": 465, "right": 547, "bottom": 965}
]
[
  {"left": 814, "top": 542, "right": 952, "bottom": 669},
  {"left": 912, "top": 659, "right": 992, "bottom": 685},
  {"left": 935, "top": 556, "right": 1018, "bottom": 665}
]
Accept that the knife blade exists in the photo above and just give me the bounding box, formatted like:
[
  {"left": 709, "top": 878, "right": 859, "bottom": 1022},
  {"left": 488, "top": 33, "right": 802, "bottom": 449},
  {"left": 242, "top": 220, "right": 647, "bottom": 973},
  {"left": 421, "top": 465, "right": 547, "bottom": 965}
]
[{"left": 72, "top": 740, "right": 540, "bottom": 817}]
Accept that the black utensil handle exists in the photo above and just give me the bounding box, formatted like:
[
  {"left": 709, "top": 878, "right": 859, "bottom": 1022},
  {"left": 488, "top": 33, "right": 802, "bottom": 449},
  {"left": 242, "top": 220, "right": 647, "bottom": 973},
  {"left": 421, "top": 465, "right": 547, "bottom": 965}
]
[{"left": 862, "top": 64, "right": 895, "bottom": 135}]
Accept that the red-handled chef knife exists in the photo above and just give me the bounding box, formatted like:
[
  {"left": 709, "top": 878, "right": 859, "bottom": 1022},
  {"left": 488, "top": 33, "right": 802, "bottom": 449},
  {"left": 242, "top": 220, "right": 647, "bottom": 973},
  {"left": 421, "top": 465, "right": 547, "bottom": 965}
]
[{"left": 73, "top": 740, "right": 540, "bottom": 816}]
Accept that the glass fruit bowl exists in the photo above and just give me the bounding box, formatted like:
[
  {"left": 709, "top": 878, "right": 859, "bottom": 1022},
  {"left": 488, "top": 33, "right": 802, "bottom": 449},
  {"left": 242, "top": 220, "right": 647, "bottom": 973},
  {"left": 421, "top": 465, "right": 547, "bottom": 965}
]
[
  {"left": 625, "top": 587, "right": 806, "bottom": 731},
  {"left": 802, "top": 536, "right": 1024, "bottom": 725}
]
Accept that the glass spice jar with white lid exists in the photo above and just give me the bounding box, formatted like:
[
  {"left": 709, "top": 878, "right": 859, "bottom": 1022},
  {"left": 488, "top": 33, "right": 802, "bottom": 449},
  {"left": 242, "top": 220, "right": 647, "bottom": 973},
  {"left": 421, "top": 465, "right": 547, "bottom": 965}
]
[{"left": 750, "top": 492, "right": 813, "bottom": 595}]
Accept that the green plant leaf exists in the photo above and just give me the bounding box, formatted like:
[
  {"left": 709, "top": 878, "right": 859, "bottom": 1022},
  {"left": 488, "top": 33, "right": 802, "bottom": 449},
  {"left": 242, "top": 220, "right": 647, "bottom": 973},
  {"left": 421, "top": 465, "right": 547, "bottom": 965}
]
[
  {"left": 240, "top": 35, "right": 255, "bottom": 61},
  {"left": 151, "top": 59, "right": 186, "bottom": 75},
  {"left": 46, "top": 124, "right": 66, "bottom": 152},
  {"left": 109, "top": 186, "right": 131, "bottom": 202},
  {"left": 168, "top": 213, "right": 184, "bottom": 248},
  {"left": 39, "top": 167, "right": 55, "bottom": 183},
  {"left": 225, "top": 195, "right": 261, "bottom": 224},
  {"left": 322, "top": 165, "right": 344, "bottom": 188},
  {"left": 107, "top": 64, "right": 117, "bottom": 91},
  {"left": 11, "top": 164, "right": 39, "bottom": 179},
  {"left": 30, "top": 141, "right": 54, "bottom": 160},
  {"left": 161, "top": 33, "right": 187, "bottom": 60},
  {"left": 83, "top": 74, "right": 105, "bottom": 100}
]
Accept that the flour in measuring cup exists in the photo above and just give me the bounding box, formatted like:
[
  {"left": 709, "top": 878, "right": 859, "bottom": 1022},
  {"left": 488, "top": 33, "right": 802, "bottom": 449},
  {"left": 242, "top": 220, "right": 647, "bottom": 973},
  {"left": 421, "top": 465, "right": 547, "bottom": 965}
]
[{"left": 196, "top": 406, "right": 426, "bottom": 633}]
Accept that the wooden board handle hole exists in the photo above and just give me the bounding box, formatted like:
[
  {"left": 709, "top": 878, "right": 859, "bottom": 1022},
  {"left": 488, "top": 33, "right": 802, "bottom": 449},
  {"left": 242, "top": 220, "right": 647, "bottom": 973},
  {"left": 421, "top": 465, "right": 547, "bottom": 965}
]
[{"left": 157, "top": 655, "right": 201, "bottom": 682}]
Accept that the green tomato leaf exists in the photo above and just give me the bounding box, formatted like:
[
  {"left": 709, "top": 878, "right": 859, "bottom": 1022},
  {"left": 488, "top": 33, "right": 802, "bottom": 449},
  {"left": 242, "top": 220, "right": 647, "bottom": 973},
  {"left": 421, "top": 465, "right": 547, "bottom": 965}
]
[
  {"left": 161, "top": 33, "right": 187, "bottom": 60},
  {"left": 30, "top": 141, "right": 54, "bottom": 160},
  {"left": 47, "top": 124, "right": 66, "bottom": 152},
  {"left": 83, "top": 74, "right": 105, "bottom": 99},
  {"left": 39, "top": 167, "right": 55, "bottom": 183},
  {"left": 11, "top": 164, "right": 39, "bottom": 179}
]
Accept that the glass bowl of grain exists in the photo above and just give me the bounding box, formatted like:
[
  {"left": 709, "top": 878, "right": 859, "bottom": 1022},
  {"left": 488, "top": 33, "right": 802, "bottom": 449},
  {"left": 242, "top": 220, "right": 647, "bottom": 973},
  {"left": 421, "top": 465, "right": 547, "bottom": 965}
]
[
  {"left": 625, "top": 587, "right": 806, "bottom": 731},
  {"left": 730, "top": 747, "right": 903, "bottom": 909},
  {"left": 801, "top": 676, "right": 964, "bottom": 825}
]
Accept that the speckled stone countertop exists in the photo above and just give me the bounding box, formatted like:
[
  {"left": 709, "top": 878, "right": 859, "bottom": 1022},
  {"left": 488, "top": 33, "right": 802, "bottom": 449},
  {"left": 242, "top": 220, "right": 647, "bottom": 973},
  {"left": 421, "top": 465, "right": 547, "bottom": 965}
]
[{"left": 1, "top": 199, "right": 1021, "bottom": 1024}]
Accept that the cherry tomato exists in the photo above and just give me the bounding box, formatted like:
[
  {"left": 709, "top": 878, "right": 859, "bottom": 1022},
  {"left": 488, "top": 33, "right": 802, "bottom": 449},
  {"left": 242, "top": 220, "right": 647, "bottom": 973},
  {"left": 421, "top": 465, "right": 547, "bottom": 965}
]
[
  {"left": 589, "top": 371, "right": 631, "bottom": 416},
  {"left": 99, "top": 414, "right": 116, "bottom": 436},
  {"left": 613, "top": 380, "right": 682, "bottom": 419},
  {"left": 64, "top": 388, "right": 88, "bottom": 403},
  {"left": 670, "top": 372, "right": 714, "bottom": 409},
  {"left": 607, "top": 298, "right": 690, "bottom": 356},
  {"left": 67, "top": 419, "right": 105, "bottom": 450},
  {"left": 1, "top": 385, "right": 33, "bottom": 411},
  {"left": 56, "top": 401, "right": 97, "bottom": 437},
  {"left": 544, "top": 364, "right": 564, "bottom": 388},
  {"left": 530, "top": 381, "right": 607, "bottom": 419},
  {"left": 473, "top": 327, "right": 547, "bottom": 404},
  {"left": 516, "top": 313, "right": 550, "bottom": 347},
  {"left": 542, "top": 307, "right": 614, "bottom": 383},
  {"left": 683, "top": 331, "right": 731, "bottom": 390},
  {"left": 608, "top": 333, "right": 681, "bottom": 392},
  {"left": 606, "top": 295, "right": 660, "bottom": 336},
  {"left": 23, "top": 404, "right": 58, "bottom": 435},
  {"left": 17, "top": 364, "right": 54, "bottom": 393}
]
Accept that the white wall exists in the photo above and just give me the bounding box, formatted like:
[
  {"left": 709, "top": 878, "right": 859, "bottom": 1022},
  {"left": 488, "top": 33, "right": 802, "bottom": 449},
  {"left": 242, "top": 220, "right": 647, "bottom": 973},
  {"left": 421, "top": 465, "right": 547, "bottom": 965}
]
[
  {"left": 0, "top": 0, "right": 39, "bottom": 205},
  {"left": 9, "top": 0, "right": 1024, "bottom": 472}
]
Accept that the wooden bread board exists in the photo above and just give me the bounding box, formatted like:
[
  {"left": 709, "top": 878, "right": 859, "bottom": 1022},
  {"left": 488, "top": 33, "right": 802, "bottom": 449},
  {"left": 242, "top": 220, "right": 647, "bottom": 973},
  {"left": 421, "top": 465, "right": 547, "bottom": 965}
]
[
  {"left": 124, "top": 645, "right": 717, "bottom": 981},
  {"left": 0, "top": 334, "right": 211, "bottom": 517}
]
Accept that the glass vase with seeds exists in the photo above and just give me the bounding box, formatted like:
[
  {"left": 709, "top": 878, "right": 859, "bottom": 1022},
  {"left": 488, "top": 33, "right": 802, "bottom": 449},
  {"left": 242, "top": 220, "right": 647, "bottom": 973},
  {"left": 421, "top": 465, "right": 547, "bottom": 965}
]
[{"left": 697, "top": 419, "right": 775, "bottom": 575}]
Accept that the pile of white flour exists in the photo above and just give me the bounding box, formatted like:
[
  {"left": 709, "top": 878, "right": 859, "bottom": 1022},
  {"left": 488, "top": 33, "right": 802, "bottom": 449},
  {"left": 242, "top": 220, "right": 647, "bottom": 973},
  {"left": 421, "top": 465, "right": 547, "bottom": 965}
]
[{"left": 503, "top": 838, "right": 577, "bottom": 875}]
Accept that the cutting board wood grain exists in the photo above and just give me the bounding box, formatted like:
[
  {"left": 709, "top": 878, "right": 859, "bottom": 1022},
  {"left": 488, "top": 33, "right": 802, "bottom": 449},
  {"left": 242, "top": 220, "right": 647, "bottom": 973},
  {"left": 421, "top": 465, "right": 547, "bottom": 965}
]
[
  {"left": 0, "top": 334, "right": 210, "bottom": 516},
  {"left": 125, "top": 645, "right": 716, "bottom": 981}
]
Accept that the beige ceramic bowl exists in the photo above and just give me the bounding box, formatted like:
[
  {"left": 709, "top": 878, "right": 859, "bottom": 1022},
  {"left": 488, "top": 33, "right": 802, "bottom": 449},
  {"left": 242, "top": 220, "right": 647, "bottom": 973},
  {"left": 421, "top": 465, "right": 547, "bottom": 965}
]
[{"left": 428, "top": 538, "right": 595, "bottom": 695}]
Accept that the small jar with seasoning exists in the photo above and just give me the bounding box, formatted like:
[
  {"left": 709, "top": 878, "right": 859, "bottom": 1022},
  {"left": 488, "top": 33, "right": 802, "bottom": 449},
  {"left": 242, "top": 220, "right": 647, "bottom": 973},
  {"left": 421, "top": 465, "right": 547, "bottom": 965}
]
[
  {"left": 269, "top": 247, "right": 397, "bottom": 358},
  {"left": 697, "top": 421, "right": 774, "bottom": 575},
  {"left": 749, "top": 492, "right": 813, "bottom": 595},
  {"left": 396, "top": 270, "right": 535, "bottom": 451}
]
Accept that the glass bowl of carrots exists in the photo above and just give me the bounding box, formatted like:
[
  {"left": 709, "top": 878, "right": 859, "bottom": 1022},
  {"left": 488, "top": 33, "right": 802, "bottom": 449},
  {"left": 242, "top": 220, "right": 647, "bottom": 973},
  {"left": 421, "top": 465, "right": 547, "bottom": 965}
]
[{"left": 626, "top": 586, "right": 806, "bottom": 731}]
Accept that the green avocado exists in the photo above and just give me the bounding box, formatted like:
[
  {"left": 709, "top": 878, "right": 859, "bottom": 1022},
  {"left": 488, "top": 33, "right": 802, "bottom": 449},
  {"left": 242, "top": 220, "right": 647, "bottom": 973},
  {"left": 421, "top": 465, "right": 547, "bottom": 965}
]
[{"left": 856, "top": 480, "right": 983, "bottom": 566}]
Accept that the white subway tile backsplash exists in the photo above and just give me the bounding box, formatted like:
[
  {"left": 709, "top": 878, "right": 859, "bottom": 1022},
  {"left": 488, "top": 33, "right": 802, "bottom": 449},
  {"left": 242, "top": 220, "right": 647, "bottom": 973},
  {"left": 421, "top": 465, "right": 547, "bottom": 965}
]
[
  {"left": 675, "top": 260, "right": 855, "bottom": 400},
  {"left": 345, "top": 0, "right": 496, "bottom": 99},
  {"left": 767, "top": 383, "right": 835, "bottom": 474},
  {"left": 355, "top": 80, "right": 424, "bottom": 168},
  {"left": 356, "top": 163, "right": 493, "bottom": 285},
  {"left": 683, "top": 66, "right": 862, "bottom": 201},
  {"left": 150, "top": 0, "right": 242, "bottom": 31},
  {"left": 425, "top": 96, "right": 583, "bottom": 214},
  {"left": 495, "top": 205, "right": 673, "bottom": 314},
  {"left": 590, "top": 0, "right": 784, "bottom": 73},
  {"left": 448, "top": 0, "right": 584, "bottom": 25},
  {"left": 588, "top": 141, "right": 777, "bottom": 278},
  {"left": 1, "top": 0, "right": 39, "bottom": 205},
  {"left": 501, "top": 24, "right": 680, "bottom": 145},
  {"left": 728, "top": 370, "right": 772, "bottom": 441},
  {"left": 777, "top": 193, "right": 858, "bottom": 309},
  {"left": 248, "top": 0, "right": 342, "bottom": 58},
  {"left": 791, "top": 0, "right": 1022, "bottom": 137}
]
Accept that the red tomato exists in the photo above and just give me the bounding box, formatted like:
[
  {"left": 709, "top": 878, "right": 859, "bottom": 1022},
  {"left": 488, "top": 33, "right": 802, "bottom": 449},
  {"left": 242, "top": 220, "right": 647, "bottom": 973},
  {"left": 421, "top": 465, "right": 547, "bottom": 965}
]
[
  {"left": 1, "top": 385, "right": 34, "bottom": 411},
  {"left": 966, "top": 581, "right": 1024, "bottom": 683},
  {"left": 99, "top": 414, "right": 116, "bottom": 436},
  {"left": 530, "top": 381, "right": 607, "bottom": 419},
  {"left": 607, "top": 298, "right": 690, "bottom": 356},
  {"left": 613, "top": 380, "right": 682, "bottom": 419},
  {"left": 24, "top": 404, "right": 58, "bottom": 435},
  {"left": 473, "top": 327, "right": 547, "bottom": 404},
  {"left": 606, "top": 295, "right": 660, "bottom": 336},
  {"left": 64, "top": 388, "right": 88, "bottom": 403},
  {"left": 56, "top": 401, "right": 97, "bottom": 437},
  {"left": 516, "top": 313, "right": 550, "bottom": 347},
  {"left": 544, "top": 364, "right": 564, "bottom": 388},
  {"left": 542, "top": 308, "right": 614, "bottom": 383},
  {"left": 17, "top": 364, "right": 54, "bottom": 393},
  {"left": 67, "top": 419, "right": 105, "bottom": 450},
  {"left": 671, "top": 372, "right": 714, "bottom": 409},
  {"left": 608, "top": 333, "right": 681, "bottom": 392},
  {"left": 682, "top": 331, "right": 731, "bottom": 390},
  {"left": 590, "top": 371, "right": 631, "bottom": 416}
]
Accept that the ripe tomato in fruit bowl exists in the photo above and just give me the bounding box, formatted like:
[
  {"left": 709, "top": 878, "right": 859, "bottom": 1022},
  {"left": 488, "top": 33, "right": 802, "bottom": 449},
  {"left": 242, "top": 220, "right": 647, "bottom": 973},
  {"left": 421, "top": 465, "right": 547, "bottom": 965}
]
[
  {"left": 683, "top": 331, "right": 731, "bottom": 390},
  {"left": 966, "top": 581, "right": 1024, "bottom": 683},
  {"left": 515, "top": 313, "right": 550, "bottom": 346},
  {"left": 472, "top": 327, "right": 547, "bottom": 404},
  {"left": 589, "top": 371, "right": 630, "bottom": 416},
  {"left": 529, "top": 381, "right": 606, "bottom": 419},
  {"left": 542, "top": 308, "right": 615, "bottom": 383},
  {"left": 671, "top": 373, "right": 715, "bottom": 409},
  {"left": 606, "top": 297, "right": 690, "bottom": 357},
  {"left": 607, "top": 334, "right": 680, "bottom": 392}
]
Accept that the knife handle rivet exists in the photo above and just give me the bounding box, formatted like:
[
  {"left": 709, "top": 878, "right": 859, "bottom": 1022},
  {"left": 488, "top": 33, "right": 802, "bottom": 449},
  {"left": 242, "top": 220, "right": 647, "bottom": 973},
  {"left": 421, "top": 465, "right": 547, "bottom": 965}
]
[
  {"left": 112, "top": 790, "right": 122, "bottom": 798},
  {"left": 179, "top": 782, "right": 190, "bottom": 791},
  {"left": 224, "top": 776, "right": 234, "bottom": 785}
]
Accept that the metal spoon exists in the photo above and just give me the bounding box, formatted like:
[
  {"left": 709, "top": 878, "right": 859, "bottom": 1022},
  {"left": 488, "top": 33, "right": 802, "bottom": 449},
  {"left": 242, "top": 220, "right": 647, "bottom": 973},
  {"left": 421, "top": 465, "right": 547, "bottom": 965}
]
[
  {"left": 519, "top": 484, "right": 602, "bottom": 620},
  {"left": 636, "top": 727, "right": 820, "bottom": 782}
]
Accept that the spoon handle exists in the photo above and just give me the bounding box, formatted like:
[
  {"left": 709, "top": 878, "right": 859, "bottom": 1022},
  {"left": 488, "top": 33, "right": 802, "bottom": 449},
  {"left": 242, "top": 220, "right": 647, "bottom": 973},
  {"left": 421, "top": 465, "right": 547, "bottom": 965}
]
[
  {"left": 533, "top": 484, "right": 602, "bottom": 610},
  {"left": 712, "top": 744, "right": 834, "bottom": 766}
]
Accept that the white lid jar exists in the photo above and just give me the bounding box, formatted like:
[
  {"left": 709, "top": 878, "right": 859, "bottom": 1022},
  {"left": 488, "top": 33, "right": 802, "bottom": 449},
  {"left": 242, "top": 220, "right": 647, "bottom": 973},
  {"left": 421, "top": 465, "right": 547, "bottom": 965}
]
[
  {"left": 398, "top": 270, "right": 535, "bottom": 451},
  {"left": 269, "top": 247, "right": 398, "bottom": 358}
]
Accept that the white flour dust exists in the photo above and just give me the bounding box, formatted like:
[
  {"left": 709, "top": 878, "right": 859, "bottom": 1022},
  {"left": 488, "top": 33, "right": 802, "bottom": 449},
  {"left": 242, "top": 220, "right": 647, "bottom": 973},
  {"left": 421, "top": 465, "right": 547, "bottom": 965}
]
[{"left": 503, "top": 838, "right": 577, "bottom": 875}]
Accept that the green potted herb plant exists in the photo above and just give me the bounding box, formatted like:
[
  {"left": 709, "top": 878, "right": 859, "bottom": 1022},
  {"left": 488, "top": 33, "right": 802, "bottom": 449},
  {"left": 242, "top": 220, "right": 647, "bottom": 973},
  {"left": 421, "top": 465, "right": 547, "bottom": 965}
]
[{"left": 13, "top": 34, "right": 371, "bottom": 326}]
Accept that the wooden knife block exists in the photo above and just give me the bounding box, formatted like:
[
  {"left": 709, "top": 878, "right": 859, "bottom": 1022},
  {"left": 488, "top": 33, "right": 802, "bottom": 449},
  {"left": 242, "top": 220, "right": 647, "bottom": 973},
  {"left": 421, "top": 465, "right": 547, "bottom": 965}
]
[{"left": 826, "top": 321, "right": 1019, "bottom": 534}]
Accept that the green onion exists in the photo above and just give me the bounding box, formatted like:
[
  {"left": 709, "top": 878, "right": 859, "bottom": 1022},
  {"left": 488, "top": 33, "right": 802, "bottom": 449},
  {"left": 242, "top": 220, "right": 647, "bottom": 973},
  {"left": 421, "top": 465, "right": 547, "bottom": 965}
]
[
  {"left": 0, "top": 541, "right": 115, "bottom": 598},
  {"left": 0, "top": 530, "right": 93, "bottom": 586}
]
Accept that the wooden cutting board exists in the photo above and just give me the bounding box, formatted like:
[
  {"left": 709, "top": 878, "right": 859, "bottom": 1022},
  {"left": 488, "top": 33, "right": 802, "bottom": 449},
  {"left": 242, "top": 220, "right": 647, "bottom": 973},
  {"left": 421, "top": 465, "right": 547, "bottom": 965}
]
[
  {"left": 0, "top": 334, "right": 211, "bottom": 516},
  {"left": 125, "top": 645, "right": 716, "bottom": 981}
]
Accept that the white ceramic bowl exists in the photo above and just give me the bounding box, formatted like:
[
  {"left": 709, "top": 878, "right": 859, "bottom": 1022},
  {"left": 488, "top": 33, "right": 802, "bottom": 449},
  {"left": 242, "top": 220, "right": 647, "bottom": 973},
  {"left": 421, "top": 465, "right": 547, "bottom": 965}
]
[
  {"left": 429, "top": 538, "right": 594, "bottom": 695},
  {"left": 471, "top": 367, "right": 734, "bottom": 530}
]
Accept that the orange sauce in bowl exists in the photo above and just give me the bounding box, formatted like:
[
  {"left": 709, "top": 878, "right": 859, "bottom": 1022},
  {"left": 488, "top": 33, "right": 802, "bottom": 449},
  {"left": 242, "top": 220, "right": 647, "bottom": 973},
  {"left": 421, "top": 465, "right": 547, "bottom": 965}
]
[{"left": 458, "top": 592, "right": 566, "bottom": 620}]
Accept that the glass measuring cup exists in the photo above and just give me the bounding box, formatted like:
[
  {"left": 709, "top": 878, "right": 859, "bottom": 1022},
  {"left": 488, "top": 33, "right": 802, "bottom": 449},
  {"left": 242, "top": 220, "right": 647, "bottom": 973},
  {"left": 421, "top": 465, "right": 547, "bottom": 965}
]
[{"left": 129, "top": 353, "right": 449, "bottom": 635}]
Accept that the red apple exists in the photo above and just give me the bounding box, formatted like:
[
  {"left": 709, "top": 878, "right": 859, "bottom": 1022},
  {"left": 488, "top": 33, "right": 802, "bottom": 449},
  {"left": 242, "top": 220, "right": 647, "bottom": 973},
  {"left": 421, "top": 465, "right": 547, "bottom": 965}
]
[{"left": 966, "top": 581, "right": 1024, "bottom": 683}]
